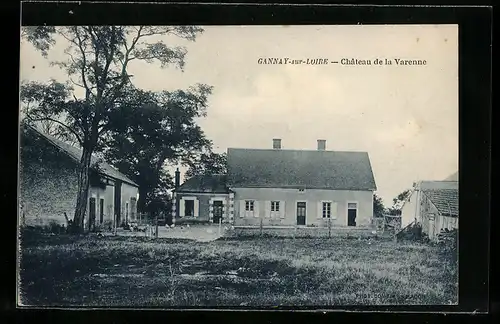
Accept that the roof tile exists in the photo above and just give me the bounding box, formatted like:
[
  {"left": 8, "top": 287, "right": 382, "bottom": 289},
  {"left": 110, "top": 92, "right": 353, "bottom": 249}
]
[
  {"left": 423, "top": 189, "right": 459, "bottom": 217},
  {"left": 227, "top": 148, "right": 377, "bottom": 190},
  {"left": 176, "top": 174, "right": 228, "bottom": 193},
  {"left": 26, "top": 124, "right": 138, "bottom": 187}
]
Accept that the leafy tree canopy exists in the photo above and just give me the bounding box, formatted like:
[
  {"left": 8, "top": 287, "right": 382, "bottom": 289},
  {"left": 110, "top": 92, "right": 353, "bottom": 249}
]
[
  {"left": 102, "top": 84, "right": 213, "bottom": 213},
  {"left": 373, "top": 193, "right": 386, "bottom": 218},
  {"left": 184, "top": 151, "right": 228, "bottom": 179},
  {"left": 20, "top": 26, "right": 205, "bottom": 232},
  {"left": 387, "top": 189, "right": 412, "bottom": 216}
]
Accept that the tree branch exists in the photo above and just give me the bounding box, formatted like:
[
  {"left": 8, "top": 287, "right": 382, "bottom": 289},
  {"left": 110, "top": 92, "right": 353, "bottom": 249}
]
[
  {"left": 87, "top": 26, "right": 102, "bottom": 96},
  {"left": 27, "top": 116, "right": 83, "bottom": 146},
  {"left": 107, "top": 26, "right": 143, "bottom": 102},
  {"left": 101, "top": 26, "right": 117, "bottom": 89},
  {"left": 97, "top": 123, "right": 111, "bottom": 137},
  {"left": 73, "top": 27, "right": 92, "bottom": 100}
]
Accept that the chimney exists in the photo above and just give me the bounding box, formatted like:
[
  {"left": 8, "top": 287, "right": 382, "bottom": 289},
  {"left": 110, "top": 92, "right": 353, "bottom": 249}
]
[
  {"left": 273, "top": 138, "right": 282, "bottom": 149},
  {"left": 317, "top": 139, "right": 326, "bottom": 151},
  {"left": 174, "top": 168, "right": 180, "bottom": 189}
]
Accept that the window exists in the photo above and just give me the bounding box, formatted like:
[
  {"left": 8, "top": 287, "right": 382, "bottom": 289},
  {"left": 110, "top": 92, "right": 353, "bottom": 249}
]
[
  {"left": 245, "top": 200, "right": 254, "bottom": 211},
  {"left": 348, "top": 202, "right": 357, "bottom": 209},
  {"left": 271, "top": 201, "right": 280, "bottom": 212},
  {"left": 185, "top": 200, "right": 195, "bottom": 216},
  {"left": 322, "top": 202, "right": 332, "bottom": 218}
]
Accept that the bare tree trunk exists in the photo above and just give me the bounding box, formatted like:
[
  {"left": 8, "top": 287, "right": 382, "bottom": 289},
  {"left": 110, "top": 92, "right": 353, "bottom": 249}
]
[
  {"left": 155, "top": 212, "right": 159, "bottom": 239},
  {"left": 72, "top": 147, "right": 93, "bottom": 233},
  {"left": 138, "top": 187, "right": 148, "bottom": 213}
]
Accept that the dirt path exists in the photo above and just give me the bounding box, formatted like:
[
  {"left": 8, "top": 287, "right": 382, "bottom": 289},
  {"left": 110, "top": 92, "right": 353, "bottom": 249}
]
[{"left": 109, "top": 225, "right": 227, "bottom": 242}]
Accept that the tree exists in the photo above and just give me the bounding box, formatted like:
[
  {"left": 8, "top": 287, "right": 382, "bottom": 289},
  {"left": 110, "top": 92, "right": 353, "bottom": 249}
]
[
  {"left": 373, "top": 193, "right": 385, "bottom": 218},
  {"left": 21, "top": 26, "right": 204, "bottom": 233},
  {"left": 21, "top": 26, "right": 56, "bottom": 57},
  {"left": 387, "top": 189, "right": 411, "bottom": 216},
  {"left": 185, "top": 151, "right": 228, "bottom": 179},
  {"left": 20, "top": 80, "right": 80, "bottom": 146},
  {"left": 102, "top": 85, "right": 213, "bottom": 214}
]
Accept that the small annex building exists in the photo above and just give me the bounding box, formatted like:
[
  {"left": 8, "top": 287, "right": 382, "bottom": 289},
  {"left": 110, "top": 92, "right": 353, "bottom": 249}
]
[
  {"left": 172, "top": 139, "right": 377, "bottom": 228},
  {"left": 19, "top": 123, "right": 139, "bottom": 231},
  {"left": 400, "top": 172, "right": 459, "bottom": 241}
]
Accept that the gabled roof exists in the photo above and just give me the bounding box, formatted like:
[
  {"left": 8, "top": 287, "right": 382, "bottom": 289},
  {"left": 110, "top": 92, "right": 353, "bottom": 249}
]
[
  {"left": 422, "top": 188, "right": 459, "bottom": 217},
  {"left": 418, "top": 180, "right": 458, "bottom": 191},
  {"left": 227, "top": 148, "right": 377, "bottom": 190},
  {"left": 176, "top": 174, "right": 228, "bottom": 194},
  {"left": 24, "top": 124, "right": 139, "bottom": 187},
  {"left": 444, "top": 171, "right": 458, "bottom": 181}
]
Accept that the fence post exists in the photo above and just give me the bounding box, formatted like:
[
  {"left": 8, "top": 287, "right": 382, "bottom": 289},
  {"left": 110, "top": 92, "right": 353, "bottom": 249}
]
[
  {"left": 155, "top": 212, "right": 159, "bottom": 239},
  {"left": 328, "top": 218, "right": 331, "bottom": 239},
  {"left": 219, "top": 218, "right": 222, "bottom": 236},
  {"left": 260, "top": 218, "right": 263, "bottom": 236}
]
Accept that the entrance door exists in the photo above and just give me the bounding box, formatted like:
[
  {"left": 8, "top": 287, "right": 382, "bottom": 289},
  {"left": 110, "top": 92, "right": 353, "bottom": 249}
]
[
  {"left": 296, "top": 202, "right": 306, "bottom": 225},
  {"left": 114, "top": 181, "right": 122, "bottom": 226},
  {"left": 99, "top": 198, "right": 104, "bottom": 224},
  {"left": 213, "top": 200, "right": 224, "bottom": 224},
  {"left": 347, "top": 203, "right": 357, "bottom": 226},
  {"left": 89, "top": 197, "right": 96, "bottom": 231}
]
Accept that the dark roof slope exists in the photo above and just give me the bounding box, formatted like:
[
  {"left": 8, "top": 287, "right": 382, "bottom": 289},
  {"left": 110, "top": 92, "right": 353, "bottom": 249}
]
[
  {"left": 25, "top": 124, "right": 138, "bottom": 187},
  {"left": 444, "top": 171, "right": 458, "bottom": 181},
  {"left": 419, "top": 180, "right": 458, "bottom": 191},
  {"left": 227, "top": 148, "right": 377, "bottom": 190},
  {"left": 423, "top": 188, "right": 459, "bottom": 217},
  {"left": 176, "top": 174, "right": 228, "bottom": 194}
]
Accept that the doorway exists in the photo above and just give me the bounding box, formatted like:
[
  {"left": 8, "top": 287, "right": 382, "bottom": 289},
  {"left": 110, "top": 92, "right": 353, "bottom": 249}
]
[
  {"left": 296, "top": 202, "right": 306, "bottom": 225},
  {"left": 347, "top": 202, "right": 357, "bottom": 226},
  {"left": 114, "top": 181, "right": 122, "bottom": 226},
  {"left": 89, "top": 197, "right": 96, "bottom": 231},
  {"left": 213, "top": 200, "right": 224, "bottom": 224},
  {"left": 99, "top": 198, "right": 104, "bottom": 224}
]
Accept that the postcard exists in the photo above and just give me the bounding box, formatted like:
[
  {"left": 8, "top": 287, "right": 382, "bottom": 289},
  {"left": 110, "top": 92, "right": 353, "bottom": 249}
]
[{"left": 18, "top": 24, "right": 459, "bottom": 308}]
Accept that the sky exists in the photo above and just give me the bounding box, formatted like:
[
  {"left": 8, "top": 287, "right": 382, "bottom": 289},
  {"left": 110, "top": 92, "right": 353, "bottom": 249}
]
[{"left": 19, "top": 25, "right": 459, "bottom": 206}]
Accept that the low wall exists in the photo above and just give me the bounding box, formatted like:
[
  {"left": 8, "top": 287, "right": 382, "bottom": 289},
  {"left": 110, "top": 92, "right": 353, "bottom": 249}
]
[{"left": 227, "top": 226, "right": 383, "bottom": 239}]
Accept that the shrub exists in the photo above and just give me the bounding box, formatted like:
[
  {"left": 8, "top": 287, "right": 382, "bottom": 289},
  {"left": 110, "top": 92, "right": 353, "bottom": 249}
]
[
  {"left": 396, "top": 222, "right": 424, "bottom": 242},
  {"left": 94, "top": 220, "right": 113, "bottom": 232},
  {"left": 43, "top": 220, "right": 66, "bottom": 234},
  {"left": 121, "top": 222, "right": 131, "bottom": 230},
  {"left": 438, "top": 228, "right": 458, "bottom": 264}
]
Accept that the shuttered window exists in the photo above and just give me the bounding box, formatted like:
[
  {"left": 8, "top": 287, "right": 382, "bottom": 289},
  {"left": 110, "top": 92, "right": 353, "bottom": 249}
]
[
  {"left": 245, "top": 200, "right": 254, "bottom": 211},
  {"left": 318, "top": 201, "right": 338, "bottom": 219},
  {"left": 268, "top": 201, "right": 284, "bottom": 218},
  {"left": 180, "top": 197, "right": 199, "bottom": 217},
  {"left": 322, "top": 202, "right": 331, "bottom": 218},
  {"left": 241, "top": 200, "right": 258, "bottom": 218},
  {"left": 271, "top": 201, "right": 280, "bottom": 212}
]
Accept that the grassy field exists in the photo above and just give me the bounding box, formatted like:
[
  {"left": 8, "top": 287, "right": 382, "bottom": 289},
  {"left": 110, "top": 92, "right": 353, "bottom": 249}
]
[{"left": 18, "top": 229, "right": 458, "bottom": 307}]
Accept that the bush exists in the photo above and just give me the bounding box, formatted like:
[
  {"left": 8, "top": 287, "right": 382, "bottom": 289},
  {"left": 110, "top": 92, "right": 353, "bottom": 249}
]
[
  {"left": 396, "top": 222, "right": 424, "bottom": 242},
  {"left": 438, "top": 228, "right": 458, "bottom": 263},
  {"left": 43, "top": 220, "right": 66, "bottom": 234},
  {"left": 94, "top": 220, "right": 113, "bottom": 232}
]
